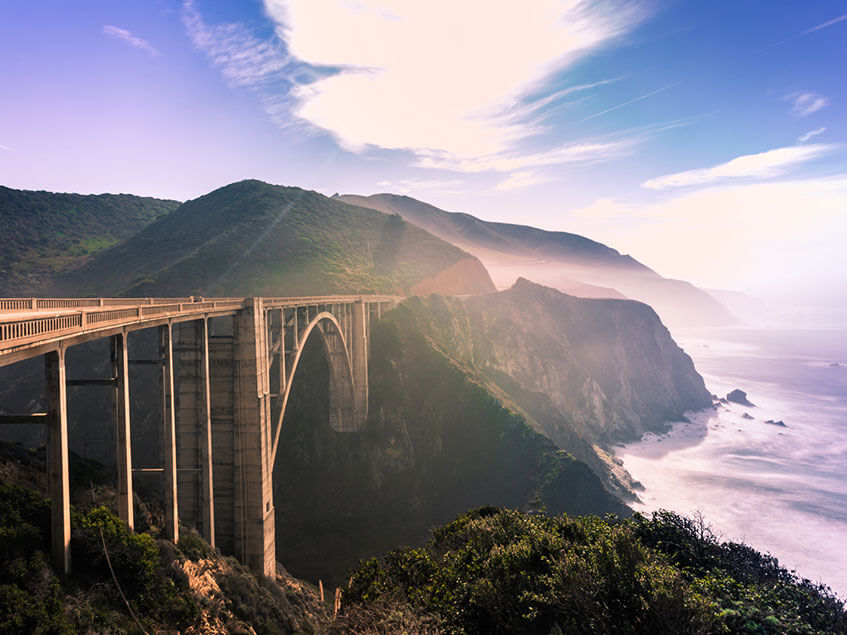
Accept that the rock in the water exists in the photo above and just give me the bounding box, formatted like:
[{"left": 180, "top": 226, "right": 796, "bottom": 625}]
[
  {"left": 726, "top": 389, "right": 754, "bottom": 407},
  {"left": 830, "top": 362, "right": 840, "bottom": 367},
  {"left": 764, "top": 419, "right": 787, "bottom": 427},
  {"left": 741, "top": 413, "right": 754, "bottom": 420}
]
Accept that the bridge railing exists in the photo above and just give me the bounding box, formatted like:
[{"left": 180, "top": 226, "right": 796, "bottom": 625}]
[
  {"left": 0, "top": 299, "right": 247, "bottom": 348},
  {"left": 0, "top": 297, "right": 200, "bottom": 311},
  {"left": 0, "top": 296, "right": 399, "bottom": 351}
]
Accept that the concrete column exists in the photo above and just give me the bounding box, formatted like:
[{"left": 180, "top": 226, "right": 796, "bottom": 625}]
[
  {"left": 160, "top": 324, "right": 179, "bottom": 542},
  {"left": 210, "top": 321, "right": 235, "bottom": 556},
  {"left": 46, "top": 348, "right": 70, "bottom": 576},
  {"left": 176, "top": 320, "right": 215, "bottom": 546},
  {"left": 233, "top": 300, "right": 276, "bottom": 577},
  {"left": 111, "top": 332, "right": 133, "bottom": 529},
  {"left": 199, "top": 319, "right": 215, "bottom": 547},
  {"left": 350, "top": 299, "right": 368, "bottom": 428}
]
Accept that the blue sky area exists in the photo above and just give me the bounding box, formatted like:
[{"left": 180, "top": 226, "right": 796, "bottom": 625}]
[{"left": 1, "top": 1, "right": 845, "bottom": 299}]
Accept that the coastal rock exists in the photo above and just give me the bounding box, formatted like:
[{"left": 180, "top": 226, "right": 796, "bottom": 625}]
[
  {"left": 726, "top": 389, "right": 754, "bottom": 407},
  {"left": 741, "top": 413, "right": 754, "bottom": 420},
  {"left": 764, "top": 419, "right": 787, "bottom": 427}
]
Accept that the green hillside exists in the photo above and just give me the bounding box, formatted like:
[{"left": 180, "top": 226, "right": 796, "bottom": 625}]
[
  {"left": 0, "top": 186, "right": 179, "bottom": 295},
  {"left": 58, "top": 180, "right": 495, "bottom": 297}
]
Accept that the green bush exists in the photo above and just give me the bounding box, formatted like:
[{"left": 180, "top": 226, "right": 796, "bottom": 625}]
[{"left": 345, "top": 508, "right": 846, "bottom": 634}]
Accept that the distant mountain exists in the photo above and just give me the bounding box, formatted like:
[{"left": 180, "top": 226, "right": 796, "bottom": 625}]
[
  {"left": 0, "top": 186, "right": 179, "bottom": 295},
  {"left": 58, "top": 180, "right": 495, "bottom": 297},
  {"left": 339, "top": 193, "right": 734, "bottom": 328}
]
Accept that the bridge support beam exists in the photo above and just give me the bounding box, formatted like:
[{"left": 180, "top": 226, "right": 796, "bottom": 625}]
[
  {"left": 46, "top": 348, "right": 70, "bottom": 576},
  {"left": 234, "top": 300, "right": 275, "bottom": 577},
  {"left": 351, "top": 300, "right": 368, "bottom": 427},
  {"left": 176, "top": 319, "right": 215, "bottom": 547},
  {"left": 160, "top": 324, "right": 179, "bottom": 543},
  {"left": 111, "top": 332, "right": 133, "bottom": 529}
]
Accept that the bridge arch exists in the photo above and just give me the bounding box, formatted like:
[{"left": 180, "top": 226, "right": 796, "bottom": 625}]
[{"left": 270, "top": 311, "right": 363, "bottom": 465}]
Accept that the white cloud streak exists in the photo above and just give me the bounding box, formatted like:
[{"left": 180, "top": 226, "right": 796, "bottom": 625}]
[
  {"left": 643, "top": 144, "right": 831, "bottom": 189},
  {"left": 375, "top": 177, "right": 464, "bottom": 194},
  {"left": 798, "top": 127, "right": 826, "bottom": 143},
  {"left": 182, "top": 1, "right": 291, "bottom": 87},
  {"left": 802, "top": 13, "right": 847, "bottom": 35},
  {"left": 784, "top": 92, "right": 830, "bottom": 117},
  {"left": 0, "top": 143, "right": 10, "bottom": 151},
  {"left": 578, "top": 81, "right": 683, "bottom": 122},
  {"left": 495, "top": 170, "right": 550, "bottom": 191},
  {"left": 102, "top": 25, "right": 159, "bottom": 56}
]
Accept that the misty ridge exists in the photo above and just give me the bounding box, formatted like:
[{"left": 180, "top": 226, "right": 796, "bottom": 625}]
[{"left": 1, "top": 179, "right": 845, "bottom": 633}]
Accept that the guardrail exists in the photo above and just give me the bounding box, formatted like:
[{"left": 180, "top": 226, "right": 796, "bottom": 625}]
[
  {"left": 0, "top": 299, "right": 245, "bottom": 349},
  {"left": 0, "top": 297, "right": 198, "bottom": 311},
  {"left": 0, "top": 296, "right": 401, "bottom": 351}
]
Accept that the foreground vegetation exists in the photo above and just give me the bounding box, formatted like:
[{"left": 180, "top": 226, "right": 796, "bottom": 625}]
[
  {"left": 1, "top": 460, "right": 845, "bottom": 633},
  {"left": 342, "top": 506, "right": 846, "bottom": 634}
]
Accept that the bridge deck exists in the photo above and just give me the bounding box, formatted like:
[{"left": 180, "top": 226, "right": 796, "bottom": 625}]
[{"left": 0, "top": 295, "right": 400, "bottom": 367}]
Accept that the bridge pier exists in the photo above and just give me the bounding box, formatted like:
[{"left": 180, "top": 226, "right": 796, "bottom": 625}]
[
  {"left": 110, "top": 332, "right": 133, "bottom": 529},
  {"left": 45, "top": 348, "right": 70, "bottom": 576},
  {"left": 233, "top": 300, "right": 275, "bottom": 577},
  {"left": 160, "top": 324, "right": 179, "bottom": 542},
  {"left": 176, "top": 319, "right": 215, "bottom": 547}
]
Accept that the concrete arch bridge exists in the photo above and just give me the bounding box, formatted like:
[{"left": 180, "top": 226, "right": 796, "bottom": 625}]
[{"left": 0, "top": 295, "right": 400, "bottom": 577}]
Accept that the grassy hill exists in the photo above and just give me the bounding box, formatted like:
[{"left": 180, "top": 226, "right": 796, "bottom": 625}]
[
  {"left": 0, "top": 186, "right": 179, "bottom": 295},
  {"left": 58, "top": 180, "right": 494, "bottom": 297}
]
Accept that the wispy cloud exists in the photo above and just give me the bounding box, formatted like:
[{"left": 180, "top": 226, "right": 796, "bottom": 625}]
[
  {"left": 102, "top": 25, "right": 159, "bottom": 56},
  {"left": 801, "top": 13, "right": 847, "bottom": 36},
  {"left": 0, "top": 143, "right": 10, "bottom": 151},
  {"left": 416, "top": 138, "right": 636, "bottom": 173},
  {"left": 798, "top": 127, "right": 826, "bottom": 143},
  {"left": 375, "top": 177, "right": 464, "bottom": 194},
  {"left": 182, "top": 1, "right": 291, "bottom": 88},
  {"left": 762, "top": 12, "right": 847, "bottom": 51},
  {"left": 578, "top": 81, "right": 683, "bottom": 123},
  {"left": 495, "top": 170, "right": 549, "bottom": 191},
  {"left": 784, "top": 92, "right": 830, "bottom": 117},
  {"left": 643, "top": 144, "right": 831, "bottom": 189}
]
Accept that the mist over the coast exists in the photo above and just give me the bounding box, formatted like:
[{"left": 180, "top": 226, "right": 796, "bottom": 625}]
[{"left": 620, "top": 319, "right": 847, "bottom": 597}]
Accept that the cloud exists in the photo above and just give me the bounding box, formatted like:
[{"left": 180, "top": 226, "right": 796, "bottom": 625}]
[
  {"left": 566, "top": 176, "right": 847, "bottom": 294},
  {"left": 643, "top": 144, "right": 831, "bottom": 189},
  {"left": 102, "top": 25, "right": 159, "bottom": 56},
  {"left": 578, "top": 81, "right": 683, "bottom": 123},
  {"left": 784, "top": 92, "right": 830, "bottom": 117},
  {"left": 801, "top": 13, "right": 847, "bottom": 35},
  {"left": 495, "top": 170, "right": 549, "bottom": 191},
  {"left": 417, "top": 138, "right": 636, "bottom": 173},
  {"left": 798, "top": 127, "right": 826, "bottom": 143},
  {"left": 262, "top": 0, "right": 643, "bottom": 163},
  {"left": 375, "top": 177, "right": 463, "bottom": 194},
  {"left": 0, "top": 143, "right": 9, "bottom": 151},
  {"left": 182, "top": 1, "right": 291, "bottom": 87}
]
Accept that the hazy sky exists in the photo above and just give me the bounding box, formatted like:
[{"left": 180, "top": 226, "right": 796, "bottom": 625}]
[{"left": 1, "top": 1, "right": 845, "bottom": 300}]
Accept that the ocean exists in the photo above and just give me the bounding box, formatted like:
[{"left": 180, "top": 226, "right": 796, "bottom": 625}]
[{"left": 618, "top": 317, "right": 847, "bottom": 598}]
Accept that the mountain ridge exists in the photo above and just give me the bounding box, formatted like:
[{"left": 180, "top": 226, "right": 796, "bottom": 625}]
[
  {"left": 55, "top": 180, "right": 495, "bottom": 297},
  {"left": 339, "top": 192, "right": 735, "bottom": 328}
]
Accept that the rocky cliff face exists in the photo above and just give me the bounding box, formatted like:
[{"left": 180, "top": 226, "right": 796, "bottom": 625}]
[
  {"left": 389, "top": 279, "right": 711, "bottom": 497},
  {"left": 399, "top": 279, "right": 710, "bottom": 445}
]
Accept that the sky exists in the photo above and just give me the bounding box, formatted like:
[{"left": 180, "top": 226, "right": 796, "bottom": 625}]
[{"left": 1, "top": 0, "right": 846, "bottom": 303}]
